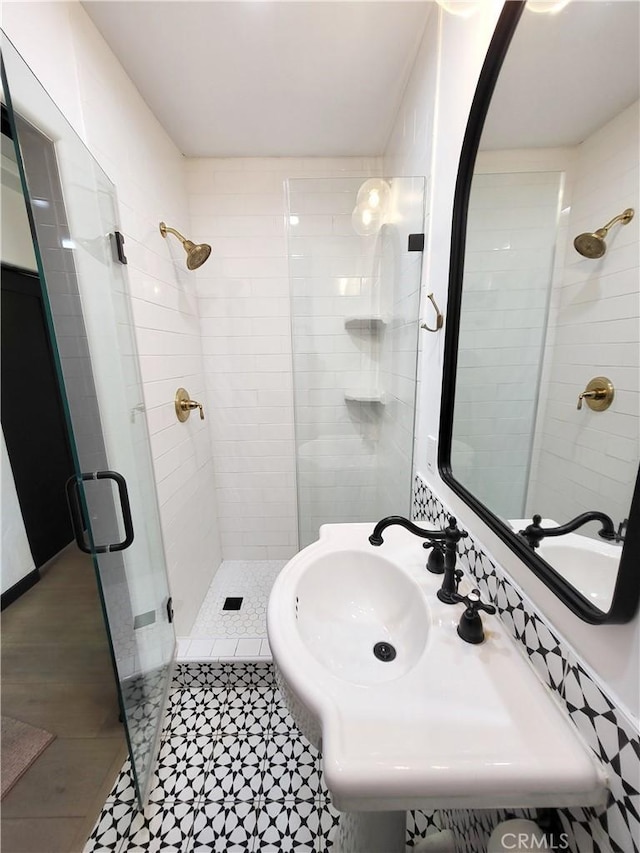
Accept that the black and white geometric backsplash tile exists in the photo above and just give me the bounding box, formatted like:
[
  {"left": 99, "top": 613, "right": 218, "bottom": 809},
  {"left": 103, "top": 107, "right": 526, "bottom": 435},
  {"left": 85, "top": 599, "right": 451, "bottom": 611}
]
[{"left": 412, "top": 473, "right": 640, "bottom": 853}]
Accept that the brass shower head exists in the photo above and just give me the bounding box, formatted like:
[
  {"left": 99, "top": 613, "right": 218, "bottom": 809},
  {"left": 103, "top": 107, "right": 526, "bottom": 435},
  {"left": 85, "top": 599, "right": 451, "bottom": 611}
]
[
  {"left": 159, "top": 222, "right": 212, "bottom": 270},
  {"left": 573, "top": 208, "right": 634, "bottom": 259}
]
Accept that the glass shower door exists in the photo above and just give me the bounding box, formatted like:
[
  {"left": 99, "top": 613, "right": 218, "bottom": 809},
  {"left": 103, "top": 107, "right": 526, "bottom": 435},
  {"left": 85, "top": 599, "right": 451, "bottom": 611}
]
[
  {"left": 2, "top": 34, "right": 174, "bottom": 805},
  {"left": 287, "top": 176, "right": 425, "bottom": 548}
]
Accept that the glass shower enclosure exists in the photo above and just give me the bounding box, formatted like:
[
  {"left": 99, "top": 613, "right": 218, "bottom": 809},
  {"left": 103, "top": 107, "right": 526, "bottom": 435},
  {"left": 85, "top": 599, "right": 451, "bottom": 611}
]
[
  {"left": 2, "top": 33, "right": 174, "bottom": 806},
  {"left": 287, "top": 176, "right": 425, "bottom": 548}
]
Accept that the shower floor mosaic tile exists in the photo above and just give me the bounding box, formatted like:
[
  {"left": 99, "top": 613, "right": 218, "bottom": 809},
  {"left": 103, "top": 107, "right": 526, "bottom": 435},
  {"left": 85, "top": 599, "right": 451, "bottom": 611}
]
[
  {"left": 83, "top": 662, "right": 436, "bottom": 852},
  {"left": 178, "top": 562, "right": 286, "bottom": 662}
]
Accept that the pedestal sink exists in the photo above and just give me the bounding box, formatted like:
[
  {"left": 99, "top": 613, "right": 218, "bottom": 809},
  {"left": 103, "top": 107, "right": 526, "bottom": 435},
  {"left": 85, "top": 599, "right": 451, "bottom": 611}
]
[{"left": 267, "top": 522, "right": 607, "bottom": 853}]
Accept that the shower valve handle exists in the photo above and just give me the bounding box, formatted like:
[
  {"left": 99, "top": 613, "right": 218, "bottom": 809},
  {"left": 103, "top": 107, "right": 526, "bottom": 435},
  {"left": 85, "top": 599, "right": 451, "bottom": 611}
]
[
  {"left": 576, "top": 377, "right": 614, "bottom": 412},
  {"left": 175, "top": 388, "right": 205, "bottom": 421},
  {"left": 577, "top": 389, "right": 604, "bottom": 410},
  {"left": 182, "top": 400, "right": 205, "bottom": 419}
]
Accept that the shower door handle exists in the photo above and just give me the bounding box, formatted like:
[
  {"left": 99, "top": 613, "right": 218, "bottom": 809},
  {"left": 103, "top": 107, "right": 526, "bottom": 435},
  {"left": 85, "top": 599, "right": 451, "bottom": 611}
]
[{"left": 65, "top": 471, "right": 135, "bottom": 554}]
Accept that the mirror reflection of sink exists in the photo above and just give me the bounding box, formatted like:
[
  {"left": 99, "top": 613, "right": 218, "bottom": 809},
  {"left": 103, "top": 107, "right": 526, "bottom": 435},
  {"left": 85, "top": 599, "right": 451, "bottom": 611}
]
[
  {"left": 268, "top": 523, "right": 606, "bottom": 818},
  {"left": 295, "top": 550, "right": 429, "bottom": 685},
  {"left": 538, "top": 537, "right": 620, "bottom": 610},
  {"left": 509, "top": 519, "right": 621, "bottom": 610}
]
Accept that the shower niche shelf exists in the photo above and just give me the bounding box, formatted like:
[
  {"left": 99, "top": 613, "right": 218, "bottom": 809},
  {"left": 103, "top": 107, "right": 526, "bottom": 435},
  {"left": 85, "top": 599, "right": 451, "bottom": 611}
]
[
  {"left": 344, "top": 390, "right": 387, "bottom": 405},
  {"left": 344, "top": 315, "right": 388, "bottom": 332}
]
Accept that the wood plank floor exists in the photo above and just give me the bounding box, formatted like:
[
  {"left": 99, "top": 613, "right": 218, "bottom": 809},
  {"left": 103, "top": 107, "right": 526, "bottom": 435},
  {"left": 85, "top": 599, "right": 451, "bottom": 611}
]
[{"left": 1, "top": 546, "right": 127, "bottom": 853}]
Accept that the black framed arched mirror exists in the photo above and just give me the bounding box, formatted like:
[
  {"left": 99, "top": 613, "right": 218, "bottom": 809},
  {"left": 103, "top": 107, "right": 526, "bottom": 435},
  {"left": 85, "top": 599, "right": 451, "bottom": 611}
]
[{"left": 439, "top": 1, "right": 639, "bottom": 624}]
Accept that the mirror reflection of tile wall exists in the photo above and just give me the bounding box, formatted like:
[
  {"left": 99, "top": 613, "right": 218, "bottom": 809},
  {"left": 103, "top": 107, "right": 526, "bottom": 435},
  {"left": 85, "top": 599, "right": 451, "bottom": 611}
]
[
  {"left": 452, "top": 170, "right": 562, "bottom": 518},
  {"left": 452, "top": 99, "right": 639, "bottom": 532},
  {"left": 528, "top": 101, "right": 639, "bottom": 534}
]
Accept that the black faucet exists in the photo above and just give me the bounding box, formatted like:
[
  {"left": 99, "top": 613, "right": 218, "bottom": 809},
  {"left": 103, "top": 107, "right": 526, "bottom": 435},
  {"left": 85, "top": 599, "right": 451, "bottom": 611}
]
[
  {"left": 451, "top": 589, "right": 496, "bottom": 644},
  {"left": 369, "top": 515, "right": 468, "bottom": 604},
  {"left": 518, "top": 511, "right": 619, "bottom": 550}
]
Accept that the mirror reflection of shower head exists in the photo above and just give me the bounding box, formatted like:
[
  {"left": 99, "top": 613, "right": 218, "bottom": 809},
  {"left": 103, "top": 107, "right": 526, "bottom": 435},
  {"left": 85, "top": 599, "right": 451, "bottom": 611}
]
[
  {"left": 159, "top": 222, "right": 212, "bottom": 270},
  {"left": 573, "top": 208, "right": 634, "bottom": 259}
]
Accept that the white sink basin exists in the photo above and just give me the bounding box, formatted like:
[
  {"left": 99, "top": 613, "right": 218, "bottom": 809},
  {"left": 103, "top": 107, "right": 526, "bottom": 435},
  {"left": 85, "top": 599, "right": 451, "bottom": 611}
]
[
  {"left": 510, "top": 519, "right": 621, "bottom": 611},
  {"left": 267, "top": 522, "right": 606, "bottom": 813},
  {"left": 295, "top": 549, "right": 429, "bottom": 685}
]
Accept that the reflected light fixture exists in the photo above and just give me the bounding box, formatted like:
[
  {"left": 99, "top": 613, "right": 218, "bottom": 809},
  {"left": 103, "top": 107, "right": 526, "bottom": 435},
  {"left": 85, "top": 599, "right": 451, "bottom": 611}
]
[
  {"left": 434, "top": 1, "right": 481, "bottom": 18},
  {"left": 526, "top": 0, "right": 571, "bottom": 13},
  {"left": 352, "top": 179, "right": 391, "bottom": 237},
  {"left": 356, "top": 178, "right": 391, "bottom": 212},
  {"left": 159, "top": 222, "right": 212, "bottom": 270}
]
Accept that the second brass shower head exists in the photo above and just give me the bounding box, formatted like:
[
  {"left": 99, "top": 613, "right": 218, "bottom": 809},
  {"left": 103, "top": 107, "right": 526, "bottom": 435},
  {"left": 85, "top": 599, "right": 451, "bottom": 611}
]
[
  {"left": 159, "top": 222, "right": 212, "bottom": 270},
  {"left": 573, "top": 208, "right": 634, "bottom": 259}
]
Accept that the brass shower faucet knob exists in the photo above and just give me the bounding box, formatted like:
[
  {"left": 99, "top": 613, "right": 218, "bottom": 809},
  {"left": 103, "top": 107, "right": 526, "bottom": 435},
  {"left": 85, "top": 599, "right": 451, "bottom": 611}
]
[
  {"left": 577, "top": 377, "right": 614, "bottom": 412},
  {"left": 175, "top": 388, "right": 205, "bottom": 422}
]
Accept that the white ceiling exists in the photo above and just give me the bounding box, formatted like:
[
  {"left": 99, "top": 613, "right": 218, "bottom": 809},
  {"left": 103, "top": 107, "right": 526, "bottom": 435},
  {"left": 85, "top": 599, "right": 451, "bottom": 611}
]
[
  {"left": 82, "top": 1, "right": 432, "bottom": 158},
  {"left": 481, "top": 1, "right": 640, "bottom": 150}
]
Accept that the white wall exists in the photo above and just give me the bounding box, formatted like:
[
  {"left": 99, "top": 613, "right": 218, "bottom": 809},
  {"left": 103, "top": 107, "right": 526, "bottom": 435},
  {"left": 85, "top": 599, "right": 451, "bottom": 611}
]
[
  {"left": 1, "top": 428, "right": 35, "bottom": 595},
  {"left": 2, "top": 1, "right": 221, "bottom": 634},
  {"left": 1, "top": 151, "right": 38, "bottom": 271},
  {"left": 397, "top": 3, "right": 639, "bottom": 720},
  {"left": 186, "top": 156, "right": 380, "bottom": 559},
  {"left": 1, "top": 138, "right": 37, "bottom": 594}
]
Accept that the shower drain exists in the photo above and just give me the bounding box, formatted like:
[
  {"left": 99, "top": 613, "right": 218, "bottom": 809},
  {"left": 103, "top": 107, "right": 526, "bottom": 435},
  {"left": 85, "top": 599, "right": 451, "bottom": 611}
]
[{"left": 373, "top": 642, "right": 397, "bottom": 662}]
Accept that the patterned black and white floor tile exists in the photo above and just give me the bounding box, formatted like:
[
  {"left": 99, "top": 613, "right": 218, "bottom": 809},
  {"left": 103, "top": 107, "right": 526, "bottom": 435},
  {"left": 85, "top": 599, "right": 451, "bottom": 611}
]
[
  {"left": 262, "top": 734, "right": 323, "bottom": 802},
  {"left": 84, "top": 800, "right": 138, "bottom": 853},
  {"left": 148, "top": 735, "right": 213, "bottom": 804},
  {"left": 172, "top": 662, "right": 227, "bottom": 690},
  {"left": 125, "top": 801, "right": 195, "bottom": 853},
  {"left": 105, "top": 757, "right": 137, "bottom": 805},
  {"left": 226, "top": 661, "right": 275, "bottom": 689},
  {"left": 84, "top": 663, "right": 356, "bottom": 853},
  {"left": 222, "top": 687, "right": 275, "bottom": 737},
  {"left": 187, "top": 801, "right": 256, "bottom": 853},
  {"left": 253, "top": 799, "right": 327, "bottom": 853},
  {"left": 204, "top": 734, "right": 267, "bottom": 803},
  {"left": 166, "top": 688, "right": 227, "bottom": 738}
]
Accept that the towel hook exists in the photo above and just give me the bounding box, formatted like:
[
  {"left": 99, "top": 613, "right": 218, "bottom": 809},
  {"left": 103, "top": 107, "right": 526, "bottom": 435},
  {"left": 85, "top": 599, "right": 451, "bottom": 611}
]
[{"left": 421, "top": 293, "right": 444, "bottom": 332}]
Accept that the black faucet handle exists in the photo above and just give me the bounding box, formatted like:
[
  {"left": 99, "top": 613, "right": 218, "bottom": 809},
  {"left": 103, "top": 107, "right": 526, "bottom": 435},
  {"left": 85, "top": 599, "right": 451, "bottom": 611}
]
[
  {"left": 423, "top": 540, "right": 445, "bottom": 575},
  {"left": 451, "top": 589, "right": 496, "bottom": 644},
  {"left": 519, "top": 514, "right": 544, "bottom": 549},
  {"left": 616, "top": 519, "right": 628, "bottom": 542},
  {"left": 444, "top": 516, "right": 469, "bottom": 543},
  {"left": 451, "top": 588, "right": 496, "bottom": 616}
]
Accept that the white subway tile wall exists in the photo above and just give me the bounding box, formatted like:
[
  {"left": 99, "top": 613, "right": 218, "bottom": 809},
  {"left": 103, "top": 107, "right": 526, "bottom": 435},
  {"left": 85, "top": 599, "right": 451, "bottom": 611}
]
[
  {"left": 75, "top": 14, "right": 223, "bottom": 636},
  {"left": 529, "top": 101, "right": 639, "bottom": 528},
  {"left": 452, "top": 170, "right": 563, "bottom": 517},
  {"left": 187, "top": 157, "right": 382, "bottom": 559}
]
